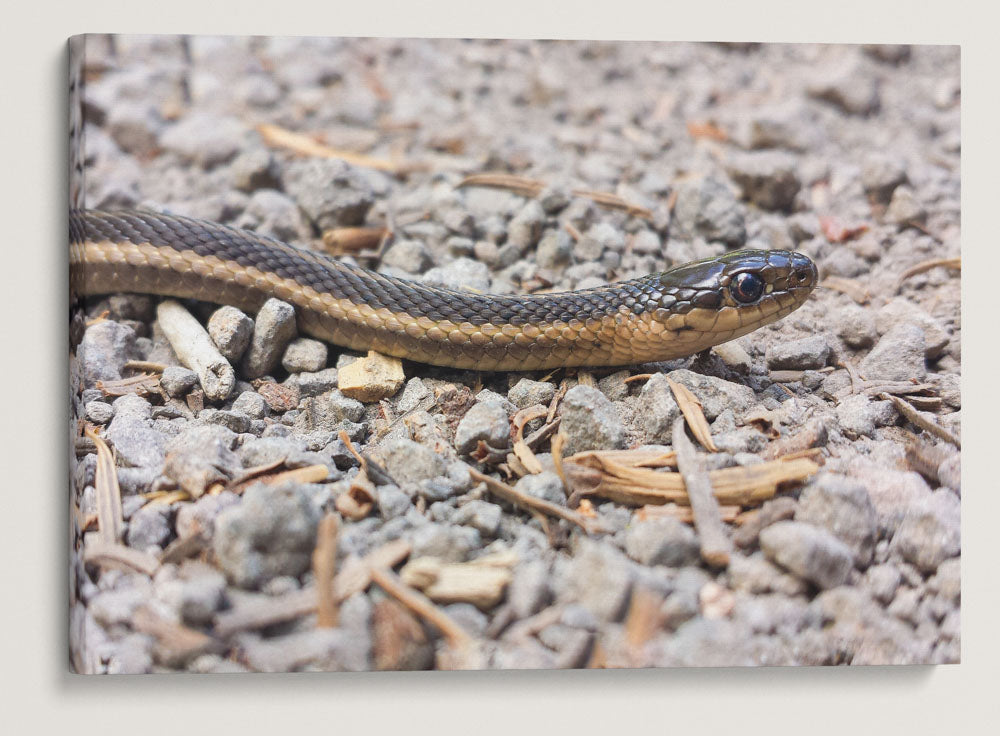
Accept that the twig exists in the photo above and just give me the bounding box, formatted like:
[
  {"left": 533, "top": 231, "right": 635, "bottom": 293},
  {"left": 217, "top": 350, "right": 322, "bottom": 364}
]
[
  {"left": 880, "top": 393, "right": 961, "bottom": 448},
  {"left": 369, "top": 566, "right": 473, "bottom": 649},
  {"left": 156, "top": 300, "right": 235, "bottom": 401},
  {"left": 896, "top": 257, "right": 961, "bottom": 291},
  {"left": 467, "top": 466, "right": 601, "bottom": 534},
  {"left": 83, "top": 540, "right": 160, "bottom": 577},
  {"left": 672, "top": 418, "right": 732, "bottom": 567},
  {"left": 313, "top": 513, "right": 340, "bottom": 628},
  {"left": 667, "top": 377, "right": 718, "bottom": 452},
  {"left": 257, "top": 123, "right": 405, "bottom": 174}
]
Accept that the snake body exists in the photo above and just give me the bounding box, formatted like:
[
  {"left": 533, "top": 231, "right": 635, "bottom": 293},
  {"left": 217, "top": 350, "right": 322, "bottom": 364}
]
[{"left": 70, "top": 209, "right": 817, "bottom": 371}]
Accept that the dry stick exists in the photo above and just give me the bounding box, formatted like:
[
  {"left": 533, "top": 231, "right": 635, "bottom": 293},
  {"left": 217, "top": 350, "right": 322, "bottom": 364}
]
[
  {"left": 881, "top": 393, "right": 961, "bottom": 449},
  {"left": 671, "top": 417, "right": 733, "bottom": 567},
  {"left": 313, "top": 513, "right": 340, "bottom": 628},
  {"left": 83, "top": 540, "right": 160, "bottom": 577},
  {"left": 666, "top": 377, "right": 718, "bottom": 452},
  {"left": 156, "top": 300, "right": 235, "bottom": 401},
  {"left": 467, "top": 466, "right": 601, "bottom": 534},
  {"left": 896, "top": 257, "right": 961, "bottom": 290},
  {"left": 214, "top": 539, "right": 411, "bottom": 637},
  {"left": 84, "top": 426, "right": 123, "bottom": 544},
  {"left": 369, "top": 566, "right": 473, "bottom": 650}
]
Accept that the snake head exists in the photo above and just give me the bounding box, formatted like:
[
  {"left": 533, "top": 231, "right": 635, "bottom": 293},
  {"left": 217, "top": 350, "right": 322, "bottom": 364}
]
[{"left": 647, "top": 249, "right": 818, "bottom": 342}]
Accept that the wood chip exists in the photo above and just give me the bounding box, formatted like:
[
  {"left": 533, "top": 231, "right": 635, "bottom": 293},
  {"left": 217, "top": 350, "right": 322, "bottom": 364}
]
[
  {"left": 672, "top": 418, "right": 732, "bottom": 567},
  {"left": 399, "top": 552, "right": 516, "bottom": 610},
  {"left": 312, "top": 513, "right": 339, "bottom": 628},
  {"left": 321, "top": 226, "right": 390, "bottom": 256},
  {"left": 335, "top": 469, "right": 375, "bottom": 520},
  {"left": 666, "top": 376, "right": 718, "bottom": 452},
  {"left": 337, "top": 350, "right": 405, "bottom": 402},
  {"left": 85, "top": 426, "right": 123, "bottom": 544}
]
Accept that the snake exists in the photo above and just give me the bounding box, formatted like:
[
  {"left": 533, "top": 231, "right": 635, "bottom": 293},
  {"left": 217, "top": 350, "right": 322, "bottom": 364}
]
[{"left": 70, "top": 209, "right": 818, "bottom": 372}]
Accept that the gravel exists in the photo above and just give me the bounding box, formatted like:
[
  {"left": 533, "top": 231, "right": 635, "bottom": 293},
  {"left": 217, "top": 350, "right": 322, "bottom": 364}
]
[{"left": 70, "top": 38, "right": 961, "bottom": 673}]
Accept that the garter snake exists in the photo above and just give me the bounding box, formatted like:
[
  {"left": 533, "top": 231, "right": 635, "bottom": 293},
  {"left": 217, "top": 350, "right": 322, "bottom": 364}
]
[{"left": 70, "top": 209, "right": 817, "bottom": 371}]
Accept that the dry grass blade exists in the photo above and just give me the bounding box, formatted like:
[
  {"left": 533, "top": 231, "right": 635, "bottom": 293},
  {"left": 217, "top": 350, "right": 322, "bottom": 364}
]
[
  {"left": 456, "top": 173, "right": 545, "bottom": 197},
  {"left": 467, "top": 466, "right": 600, "bottom": 533},
  {"left": 881, "top": 393, "right": 961, "bottom": 448},
  {"left": 96, "top": 372, "right": 161, "bottom": 397},
  {"left": 896, "top": 257, "right": 961, "bottom": 290},
  {"left": 571, "top": 188, "right": 653, "bottom": 220},
  {"left": 84, "top": 425, "right": 123, "bottom": 544},
  {"left": 83, "top": 540, "right": 160, "bottom": 577},
  {"left": 321, "top": 226, "right": 390, "bottom": 256},
  {"left": 369, "top": 566, "right": 473, "bottom": 650},
  {"left": 821, "top": 276, "right": 870, "bottom": 304},
  {"left": 667, "top": 377, "right": 718, "bottom": 452},
  {"left": 257, "top": 123, "right": 401, "bottom": 173},
  {"left": 313, "top": 513, "right": 340, "bottom": 628},
  {"left": 636, "top": 503, "right": 741, "bottom": 524},
  {"left": 569, "top": 447, "right": 677, "bottom": 468},
  {"left": 672, "top": 418, "right": 732, "bottom": 567},
  {"left": 229, "top": 464, "right": 328, "bottom": 494}
]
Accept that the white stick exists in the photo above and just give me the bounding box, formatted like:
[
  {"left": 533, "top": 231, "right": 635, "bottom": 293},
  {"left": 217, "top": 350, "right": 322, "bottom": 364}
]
[{"left": 156, "top": 300, "right": 235, "bottom": 401}]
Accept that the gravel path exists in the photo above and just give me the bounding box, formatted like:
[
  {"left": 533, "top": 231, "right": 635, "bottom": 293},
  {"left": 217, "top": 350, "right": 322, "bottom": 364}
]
[{"left": 69, "top": 37, "right": 960, "bottom": 672}]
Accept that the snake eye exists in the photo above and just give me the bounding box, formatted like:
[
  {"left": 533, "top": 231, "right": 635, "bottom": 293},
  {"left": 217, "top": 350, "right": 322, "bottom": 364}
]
[{"left": 730, "top": 272, "right": 765, "bottom": 303}]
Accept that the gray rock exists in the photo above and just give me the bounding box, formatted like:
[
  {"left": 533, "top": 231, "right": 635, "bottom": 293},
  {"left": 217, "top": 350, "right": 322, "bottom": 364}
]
[
  {"left": 106, "top": 396, "right": 165, "bottom": 469},
  {"left": 859, "top": 322, "right": 927, "bottom": 382},
  {"left": 876, "top": 298, "right": 949, "bottom": 359},
  {"left": 213, "top": 481, "right": 322, "bottom": 588},
  {"left": 836, "top": 394, "right": 897, "bottom": 438},
  {"left": 865, "top": 563, "right": 902, "bottom": 604},
  {"left": 454, "top": 401, "right": 511, "bottom": 454},
  {"left": 409, "top": 522, "right": 480, "bottom": 562},
  {"left": 198, "top": 408, "right": 252, "bottom": 434},
  {"left": 558, "top": 385, "right": 626, "bottom": 456},
  {"left": 283, "top": 158, "right": 376, "bottom": 229},
  {"left": 624, "top": 517, "right": 700, "bottom": 567},
  {"left": 295, "top": 389, "right": 364, "bottom": 433},
  {"left": 378, "top": 438, "right": 446, "bottom": 483},
  {"left": 727, "top": 553, "right": 807, "bottom": 596},
  {"left": 160, "top": 365, "right": 198, "bottom": 398},
  {"left": 84, "top": 400, "right": 114, "bottom": 424},
  {"left": 726, "top": 151, "right": 801, "bottom": 212},
  {"left": 672, "top": 174, "right": 746, "bottom": 247},
  {"left": 886, "top": 186, "right": 926, "bottom": 226},
  {"left": 107, "top": 102, "right": 162, "bottom": 157},
  {"left": 666, "top": 368, "right": 756, "bottom": 420},
  {"left": 177, "top": 564, "right": 227, "bottom": 626},
  {"left": 208, "top": 306, "right": 254, "bottom": 363},
  {"left": 561, "top": 539, "right": 633, "bottom": 622},
  {"left": 507, "top": 200, "right": 546, "bottom": 250},
  {"left": 890, "top": 491, "right": 960, "bottom": 573},
  {"left": 231, "top": 391, "right": 267, "bottom": 419},
  {"left": 452, "top": 500, "right": 503, "bottom": 537},
  {"left": 160, "top": 113, "right": 247, "bottom": 167},
  {"left": 508, "top": 378, "right": 556, "bottom": 409},
  {"left": 835, "top": 303, "right": 878, "bottom": 349},
  {"left": 422, "top": 257, "right": 491, "bottom": 293},
  {"left": 861, "top": 153, "right": 908, "bottom": 203},
  {"left": 376, "top": 485, "right": 411, "bottom": 520},
  {"left": 535, "top": 230, "right": 572, "bottom": 268},
  {"left": 281, "top": 338, "right": 328, "bottom": 373},
  {"left": 295, "top": 367, "right": 339, "bottom": 398},
  {"left": 796, "top": 473, "right": 877, "bottom": 566},
  {"left": 807, "top": 57, "right": 880, "bottom": 116},
  {"left": 240, "top": 189, "right": 312, "bottom": 242},
  {"left": 396, "top": 377, "right": 431, "bottom": 413},
  {"left": 636, "top": 373, "right": 680, "bottom": 443},
  {"left": 240, "top": 299, "right": 298, "bottom": 379},
  {"left": 79, "top": 320, "right": 137, "bottom": 386},
  {"left": 126, "top": 505, "right": 171, "bottom": 550},
  {"left": 381, "top": 239, "right": 432, "bottom": 273},
  {"left": 175, "top": 490, "right": 241, "bottom": 539},
  {"left": 514, "top": 471, "right": 565, "bottom": 506},
  {"left": 759, "top": 520, "right": 855, "bottom": 589},
  {"left": 230, "top": 147, "right": 280, "bottom": 192},
  {"left": 507, "top": 561, "right": 551, "bottom": 618},
  {"left": 766, "top": 334, "right": 833, "bottom": 370}
]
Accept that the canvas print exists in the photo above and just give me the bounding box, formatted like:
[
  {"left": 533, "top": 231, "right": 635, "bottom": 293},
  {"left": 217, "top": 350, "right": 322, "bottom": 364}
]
[{"left": 68, "top": 36, "right": 960, "bottom": 673}]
